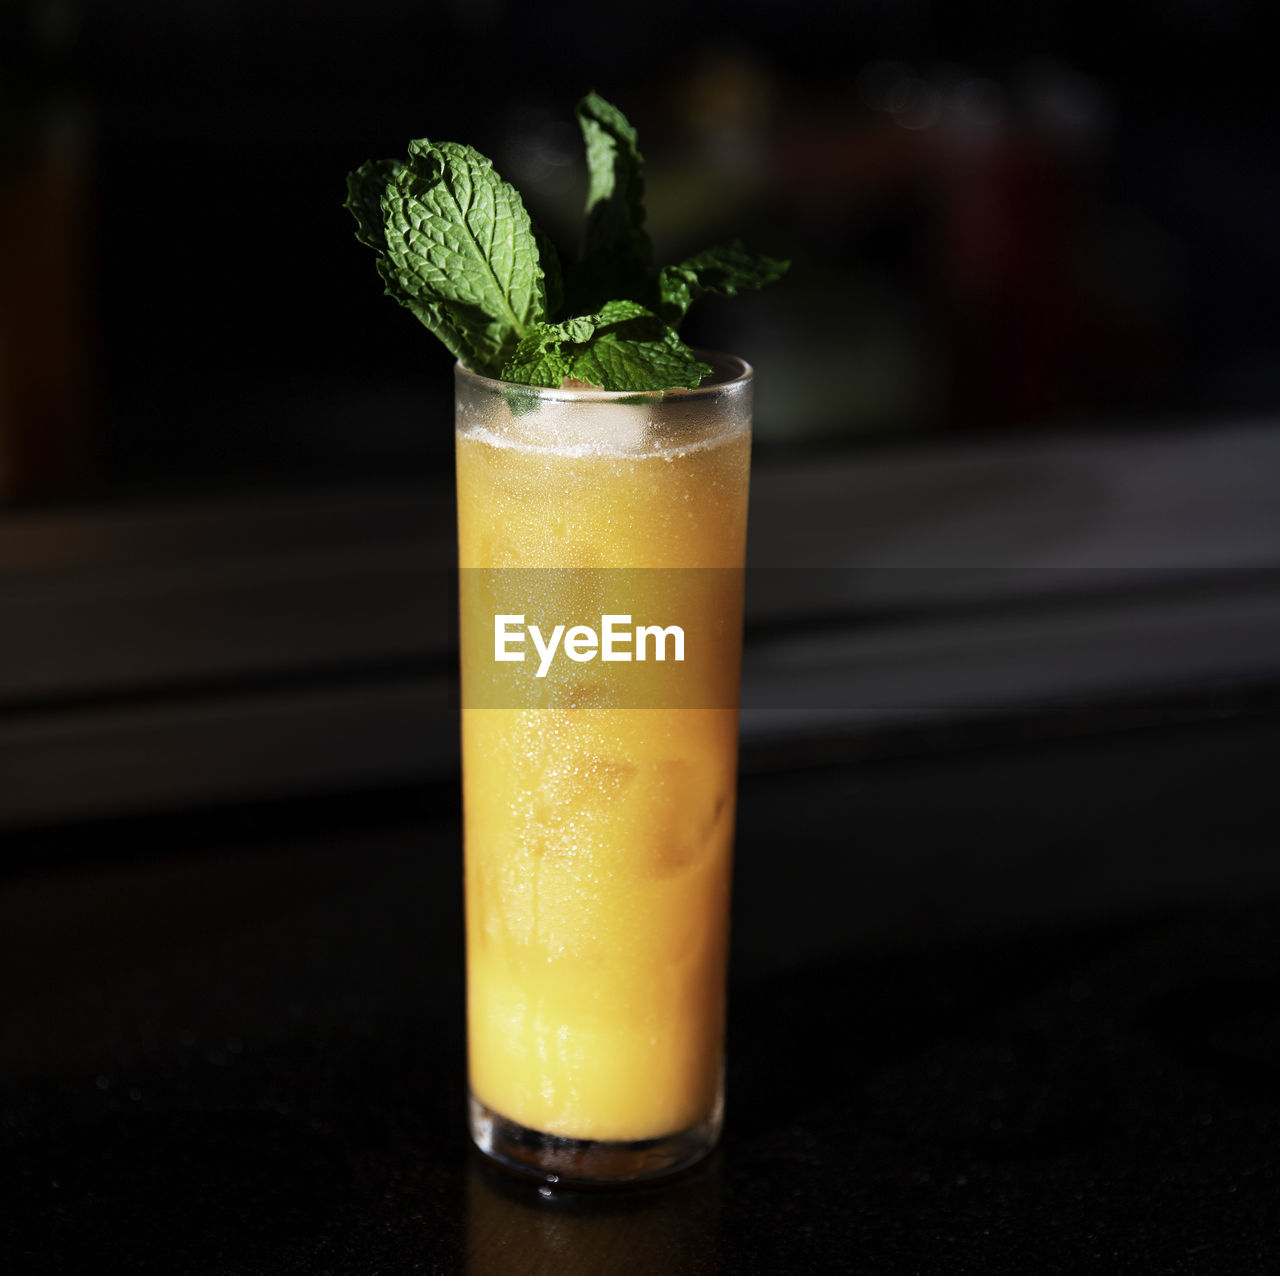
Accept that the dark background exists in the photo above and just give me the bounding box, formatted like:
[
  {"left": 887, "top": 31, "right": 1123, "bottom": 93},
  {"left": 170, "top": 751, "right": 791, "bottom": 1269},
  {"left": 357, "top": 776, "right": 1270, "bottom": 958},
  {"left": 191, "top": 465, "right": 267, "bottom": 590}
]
[{"left": 2, "top": 0, "right": 1278, "bottom": 495}]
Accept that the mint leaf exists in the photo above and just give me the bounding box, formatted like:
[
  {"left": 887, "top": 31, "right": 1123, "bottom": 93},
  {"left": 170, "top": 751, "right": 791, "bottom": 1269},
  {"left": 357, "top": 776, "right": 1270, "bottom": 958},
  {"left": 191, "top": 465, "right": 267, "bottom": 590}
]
[
  {"left": 657, "top": 240, "right": 791, "bottom": 324},
  {"left": 566, "top": 92, "right": 652, "bottom": 313},
  {"left": 531, "top": 220, "right": 564, "bottom": 319},
  {"left": 500, "top": 314, "right": 596, "bottom": 388},
  {"left": 347, "top": 158, "right": 476, "bottom": 363},
  {"left": 374, "top": 256, "right": 476, "bottom": 365},
  {"left": 347, "top": 94, "right": 787, "bottom": 393},
  {"left": 378, "top": 140, "right": 548, "bottom": 374},
  {"left": 503, "top": 300, "right": 711, "bottom": 392},
  {"left": 578, "top": 93, "right": 650, "bottom": 265},
  {"left": 345, "top": 158, "right": 404, "bottom": 251},
  {"left": 571, "top": 302, "right": 711, "bottom": 391}
]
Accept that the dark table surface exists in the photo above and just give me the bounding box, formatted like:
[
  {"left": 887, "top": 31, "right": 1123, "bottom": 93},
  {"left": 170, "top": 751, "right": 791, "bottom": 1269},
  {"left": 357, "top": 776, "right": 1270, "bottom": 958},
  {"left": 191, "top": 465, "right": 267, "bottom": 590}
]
[{"left": 4, "top": 712, "right": 1280, "bottom": 1274}]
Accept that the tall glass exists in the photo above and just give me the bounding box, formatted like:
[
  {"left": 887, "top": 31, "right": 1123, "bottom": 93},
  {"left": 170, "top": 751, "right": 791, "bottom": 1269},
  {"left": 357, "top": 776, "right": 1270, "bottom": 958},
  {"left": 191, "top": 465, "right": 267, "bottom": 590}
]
[{"left": 456, "top": 354, "right": 752, "bottom": 1185}]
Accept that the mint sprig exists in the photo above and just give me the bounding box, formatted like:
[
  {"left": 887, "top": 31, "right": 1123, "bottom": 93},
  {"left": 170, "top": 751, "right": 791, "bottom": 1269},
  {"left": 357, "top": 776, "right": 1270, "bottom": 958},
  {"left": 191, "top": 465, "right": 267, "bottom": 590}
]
[
  {"left": 352, "top": 141, "right": 550, "bottom": 372},
  {"left": 503, "top": 300, "right": 712, "bottom": 391},
  {"left": 564, "top": 91, "right": 653, "bottom": 316},
  {"left": 657, "top": 240, "right": 791, "bottom": 325},
  {"left": 346, "top": 95, "right": 787, "bottom": 392}
]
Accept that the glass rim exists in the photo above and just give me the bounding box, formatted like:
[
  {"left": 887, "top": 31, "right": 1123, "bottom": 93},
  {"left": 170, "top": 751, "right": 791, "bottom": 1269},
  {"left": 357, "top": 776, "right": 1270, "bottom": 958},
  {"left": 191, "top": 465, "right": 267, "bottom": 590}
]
[{"left": 455, "top": 350, "right": 752, "bottom": 403}]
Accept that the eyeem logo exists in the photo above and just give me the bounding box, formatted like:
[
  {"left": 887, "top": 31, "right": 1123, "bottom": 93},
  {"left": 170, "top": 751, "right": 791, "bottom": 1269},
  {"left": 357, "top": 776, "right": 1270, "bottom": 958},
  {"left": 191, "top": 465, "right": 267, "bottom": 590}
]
[{"left": 495, "top": 614, "right": 685, "bottom": 678}]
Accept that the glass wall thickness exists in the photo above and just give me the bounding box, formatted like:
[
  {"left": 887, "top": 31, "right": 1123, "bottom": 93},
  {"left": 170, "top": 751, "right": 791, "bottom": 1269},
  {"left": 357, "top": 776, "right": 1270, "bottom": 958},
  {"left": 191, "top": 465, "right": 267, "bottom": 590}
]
[{"left": 456, "top": 356, "right": 752, "bottom": 1184}]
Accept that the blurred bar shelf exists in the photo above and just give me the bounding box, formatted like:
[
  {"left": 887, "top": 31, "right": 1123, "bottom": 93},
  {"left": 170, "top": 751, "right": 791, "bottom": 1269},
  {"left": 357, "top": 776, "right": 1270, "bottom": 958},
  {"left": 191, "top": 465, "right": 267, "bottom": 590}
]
[{"left": 2, "top": 418, "right": 1277, "bottom": 829}]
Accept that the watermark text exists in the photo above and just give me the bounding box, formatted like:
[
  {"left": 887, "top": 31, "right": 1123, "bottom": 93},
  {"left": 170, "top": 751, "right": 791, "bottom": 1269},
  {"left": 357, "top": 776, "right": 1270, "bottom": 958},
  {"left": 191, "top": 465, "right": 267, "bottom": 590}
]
[{"left": 495, "top": 614, "right": 685, "bottom": 677}]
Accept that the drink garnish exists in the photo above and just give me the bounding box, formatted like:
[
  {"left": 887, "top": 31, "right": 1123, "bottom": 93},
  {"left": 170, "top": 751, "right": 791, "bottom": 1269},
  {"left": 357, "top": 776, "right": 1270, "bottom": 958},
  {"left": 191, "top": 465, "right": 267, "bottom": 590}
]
[{"left": 345, "top": 93, "right": 787, "bottom": 392}]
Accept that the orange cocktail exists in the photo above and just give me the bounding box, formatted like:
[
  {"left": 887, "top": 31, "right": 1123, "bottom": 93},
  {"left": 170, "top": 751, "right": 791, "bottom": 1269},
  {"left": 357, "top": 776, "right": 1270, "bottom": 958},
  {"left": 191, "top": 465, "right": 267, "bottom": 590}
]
[{"left": 457, "top": 356, "right": 751, "bottom": 1182}]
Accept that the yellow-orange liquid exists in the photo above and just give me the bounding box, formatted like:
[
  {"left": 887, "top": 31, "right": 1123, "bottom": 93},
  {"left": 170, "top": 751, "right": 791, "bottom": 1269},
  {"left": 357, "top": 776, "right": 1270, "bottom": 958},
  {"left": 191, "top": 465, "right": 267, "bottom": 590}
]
[{"left": 458, "top": 414, "right": 749, "bottom": 1142}]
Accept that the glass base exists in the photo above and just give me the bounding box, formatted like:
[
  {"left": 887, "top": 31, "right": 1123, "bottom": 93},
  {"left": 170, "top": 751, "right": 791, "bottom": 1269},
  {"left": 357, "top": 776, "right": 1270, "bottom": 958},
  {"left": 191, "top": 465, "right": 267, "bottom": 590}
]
[{"left": 468, "top": 1093, "right": 722, "bottom": 1187}]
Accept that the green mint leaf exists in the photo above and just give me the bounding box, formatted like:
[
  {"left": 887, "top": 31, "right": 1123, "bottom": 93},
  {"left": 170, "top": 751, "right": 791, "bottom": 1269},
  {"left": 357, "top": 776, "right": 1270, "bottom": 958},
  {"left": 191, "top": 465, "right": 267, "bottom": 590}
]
[
  {"left": 345, "top": 158, "right": 404, "bottom": 251},
  {"left": 503, "top": 300, "right": 711, "bottom": 392},
  {"left": 567, "top": 93, "right": 652, "bottom": 314},
  {"left": 656, "top": 265, "right": 696, "bottom": 326},
  {"left": 531, "top": 220, "right": 564, "bottom": 319},
  {"left": 577, "top": 93, "right": 651, "bottom": 265},
  {"left": 347, "top": 95, "right": 787, "bottom": 387},
  {"left": 500, "top": 385, "right": 544, "bottom": 417},
  {"left": 570, "top": 301, "right": 711, "bottom": 391},
  {"left": 347, "top": 158, "right": 476, "bottom": 363},
  {"left": 379, "top": 140, "right": 547, "bottom": 374},
  {"left": 499, "top": 314, "right": 593, "bottom": 388},
  {"left": 657, "top": 240, "right": 790, "bottom": 324},
  {"left": 374, "top": 256, "right": 475, "bottom": 365}
]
